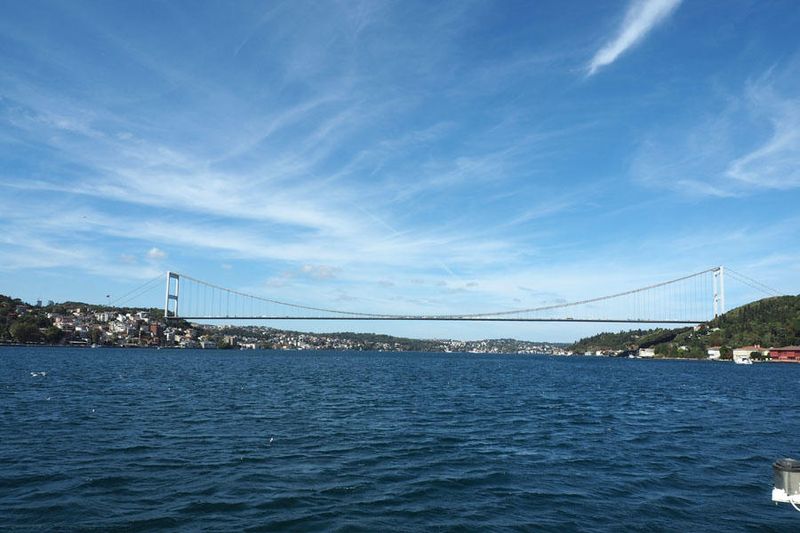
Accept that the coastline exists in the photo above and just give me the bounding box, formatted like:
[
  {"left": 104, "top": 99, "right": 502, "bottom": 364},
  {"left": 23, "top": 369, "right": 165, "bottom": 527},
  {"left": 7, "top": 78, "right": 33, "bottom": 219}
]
[{"left": 3, "top": 343, "right": 799, "bottom": 362}]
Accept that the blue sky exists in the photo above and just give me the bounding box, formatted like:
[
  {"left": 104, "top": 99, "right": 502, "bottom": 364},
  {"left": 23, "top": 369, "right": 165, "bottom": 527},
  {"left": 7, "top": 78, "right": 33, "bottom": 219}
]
[{"left": 1, "top": 0, "right": 798, "bottom": 341}]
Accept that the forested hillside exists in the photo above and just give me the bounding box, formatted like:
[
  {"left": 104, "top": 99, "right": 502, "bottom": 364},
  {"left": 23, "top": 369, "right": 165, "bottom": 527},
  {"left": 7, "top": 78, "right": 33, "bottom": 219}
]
[{"left": 570, "top": 295, "right": 800, "bottom": 358}]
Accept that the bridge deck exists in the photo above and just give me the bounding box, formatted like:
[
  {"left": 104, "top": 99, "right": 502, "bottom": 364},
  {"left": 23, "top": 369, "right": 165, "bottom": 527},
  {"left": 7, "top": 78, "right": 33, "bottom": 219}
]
[{"left": 171, "top": 316, "right": 701, "bottom": 323}]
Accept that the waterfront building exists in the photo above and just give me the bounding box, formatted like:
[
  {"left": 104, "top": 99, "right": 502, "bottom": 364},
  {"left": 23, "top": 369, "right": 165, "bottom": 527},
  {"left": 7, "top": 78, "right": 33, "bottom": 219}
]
[
  {"left": 732, "top": 345, "right": 769, "bottom": 363},
  {"left": 769, "top": 346, "right": 800, "bottom": 362}
]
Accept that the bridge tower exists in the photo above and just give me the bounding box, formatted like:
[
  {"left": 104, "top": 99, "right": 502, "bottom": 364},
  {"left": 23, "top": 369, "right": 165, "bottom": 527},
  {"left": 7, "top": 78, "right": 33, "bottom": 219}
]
[
  {"left": 713, "top": 266, "right": 725, "bottom": 318},
  {"left": 164, "top": 271, "right": 180, "bottom": 318}
]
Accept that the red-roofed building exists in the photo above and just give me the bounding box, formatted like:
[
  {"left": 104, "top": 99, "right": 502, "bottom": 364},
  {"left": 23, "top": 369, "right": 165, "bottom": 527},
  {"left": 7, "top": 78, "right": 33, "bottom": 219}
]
[
  {"left": 732, "top": 345, "right": 768, "bottom": 363},
  {"left": 769, "top": 346, "right": 800, "bottom": 362}
]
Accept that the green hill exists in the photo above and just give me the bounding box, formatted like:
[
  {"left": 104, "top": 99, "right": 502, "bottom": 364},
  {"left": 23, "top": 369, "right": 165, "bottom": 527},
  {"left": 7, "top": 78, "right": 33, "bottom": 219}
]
[
  {"left": 664, "top": 295, "right": 800, "bottom": 358},
  {"left": 569, "top": 328, "right": 686, "bottom": 354},
  {"left": 570, "top": 295, "right": 800, "bottom": 359}
]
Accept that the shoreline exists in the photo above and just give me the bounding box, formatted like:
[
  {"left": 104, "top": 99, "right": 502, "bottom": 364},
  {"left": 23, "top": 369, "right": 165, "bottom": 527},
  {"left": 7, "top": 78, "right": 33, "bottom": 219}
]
[{"left": 2, "top": 343, "right": 799, "bottom": 362}]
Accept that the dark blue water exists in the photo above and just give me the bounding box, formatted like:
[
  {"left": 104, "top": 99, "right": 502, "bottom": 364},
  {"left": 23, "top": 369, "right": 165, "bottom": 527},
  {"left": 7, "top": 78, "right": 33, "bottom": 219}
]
[{"left": 1, "top": 348, "right": 799, "bottom": 531}]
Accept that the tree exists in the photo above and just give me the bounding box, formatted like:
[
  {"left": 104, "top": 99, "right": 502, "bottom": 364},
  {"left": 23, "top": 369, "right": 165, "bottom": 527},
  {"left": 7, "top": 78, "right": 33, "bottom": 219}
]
[
  {"left": 43, "top": 326, "right": 64, "bottom": 344},
  {"left": 10, "top": 322, "right": 41, "bottom": 343},
  {"left": 719, "top": 346, "right": 733, "bottom": 360}
]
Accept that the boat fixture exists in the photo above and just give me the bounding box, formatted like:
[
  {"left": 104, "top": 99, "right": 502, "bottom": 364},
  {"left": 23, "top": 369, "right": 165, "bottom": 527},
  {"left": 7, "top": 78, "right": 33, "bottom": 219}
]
[{"left": 772, "top": 458, "right": 800, "bottom": 511}]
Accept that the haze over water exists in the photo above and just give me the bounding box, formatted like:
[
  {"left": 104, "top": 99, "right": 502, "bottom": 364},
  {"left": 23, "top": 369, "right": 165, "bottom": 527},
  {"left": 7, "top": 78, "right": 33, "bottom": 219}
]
[{"left": 2, "top": 347, "right": 799, "bottom": 531}]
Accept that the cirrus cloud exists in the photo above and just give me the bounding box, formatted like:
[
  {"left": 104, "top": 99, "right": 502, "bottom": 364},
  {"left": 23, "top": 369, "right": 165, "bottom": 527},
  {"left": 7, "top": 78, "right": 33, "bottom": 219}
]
[{"left": 588, "top": 0, "right": 682, "bottom": 76}]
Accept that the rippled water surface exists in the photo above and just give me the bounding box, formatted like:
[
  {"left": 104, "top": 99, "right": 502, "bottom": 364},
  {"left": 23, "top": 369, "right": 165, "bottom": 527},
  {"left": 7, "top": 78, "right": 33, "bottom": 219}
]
[{"left": 2, "top": 347, "right": 799, "bottom": 531}]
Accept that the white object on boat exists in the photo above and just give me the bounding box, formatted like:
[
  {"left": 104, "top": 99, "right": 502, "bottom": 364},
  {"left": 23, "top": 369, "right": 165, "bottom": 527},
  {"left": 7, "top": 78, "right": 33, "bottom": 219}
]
[{"left": 773, "top": 458, "right": 800, "bottom": 512}]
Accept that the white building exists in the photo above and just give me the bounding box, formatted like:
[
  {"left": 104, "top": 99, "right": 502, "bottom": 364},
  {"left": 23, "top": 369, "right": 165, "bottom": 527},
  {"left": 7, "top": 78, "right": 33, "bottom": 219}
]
[
  {"left": 638, "top": 348, "right": 655, "bottom": 358},
  {"left": 95, "top": 311, "right": 115, "bottom": 323},
  {"left": 732, "top": 345, "right": 769, "bottom": 364},
  {"left": 707, "top": 346, "right": 722, "bottom": 360}
]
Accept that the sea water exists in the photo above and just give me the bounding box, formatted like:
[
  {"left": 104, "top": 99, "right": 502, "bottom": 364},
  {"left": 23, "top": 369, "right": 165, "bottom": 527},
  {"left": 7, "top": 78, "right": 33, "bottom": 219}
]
[{"left": 1, "top": 347, "right": 799, "bottom": 531}]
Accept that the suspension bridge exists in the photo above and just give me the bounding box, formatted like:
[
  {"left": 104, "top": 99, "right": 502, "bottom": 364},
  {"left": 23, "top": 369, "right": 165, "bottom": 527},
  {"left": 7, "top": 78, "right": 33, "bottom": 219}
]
[{"left": 115, "top": 266, "right": 781, "bottom": 324}]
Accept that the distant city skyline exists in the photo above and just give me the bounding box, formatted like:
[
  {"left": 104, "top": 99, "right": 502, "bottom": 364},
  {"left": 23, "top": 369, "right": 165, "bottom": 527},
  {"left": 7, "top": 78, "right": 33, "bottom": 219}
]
[{"left": 1, "top": 0, "right": 799, "bottom": 341}]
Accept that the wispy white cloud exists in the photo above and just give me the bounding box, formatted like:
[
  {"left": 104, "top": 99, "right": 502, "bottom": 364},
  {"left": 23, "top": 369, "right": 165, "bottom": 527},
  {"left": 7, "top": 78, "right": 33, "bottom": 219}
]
[
  {"left": 587, "top": 0, "right": 682, "bottom": 76},
  {"left": 725, "top": 85, "right": 800, "bottom": 189},
  {"left": 0, "top": 55, "right": 585, "bottom": 287},
  {"left": 300, "top": 264, "right": 339, "bottom": 280},
  {"left": 0, "top": 231, "right": 161, "bottom": 280},
  {"left": 632, "top": 70, "right": 800, "bottom": 197},
  {"left": 265, "top": 264, "right": 341, "bottom": 288},
  {"left": 146, "top": 247, "right": 167, "bottom": 261}
]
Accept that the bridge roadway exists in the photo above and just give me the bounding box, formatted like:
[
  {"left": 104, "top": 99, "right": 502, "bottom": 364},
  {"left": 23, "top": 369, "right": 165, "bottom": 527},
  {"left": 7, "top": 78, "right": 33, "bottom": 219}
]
[{"left": 171, "top": 316, "right": 702, "bottom": 323}]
